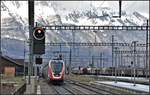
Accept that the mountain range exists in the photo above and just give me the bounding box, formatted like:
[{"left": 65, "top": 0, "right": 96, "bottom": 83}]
[{"left": 1, "top": 1, "right": 149, "bottom": 67}]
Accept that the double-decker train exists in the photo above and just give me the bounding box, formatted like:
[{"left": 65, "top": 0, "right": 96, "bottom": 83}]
[{"left": 42, "top": 57, "right": 65, "bottom": 84}]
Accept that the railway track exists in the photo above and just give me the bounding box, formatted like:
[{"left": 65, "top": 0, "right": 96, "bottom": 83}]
[
  {"left": 66, "top": 80, "right": 116, "bottom": 95},
  {"left": 39, "top": 78, "right": 148, "bottom": 94},
  {"left": 39, "top": 79, "right": 119, "bottom": 94},
  {"left": 52, "top": 85, "right": 73, "bottom": 94},
  {"left": 48, "top": 82, "right": 99, "bottom": 94},
  {"left": 64, "top": 81, "right": 98, "bottom": 94},
  {"left": 67, "top": 79, "right": 148, "bottom": 94},
  {"left": 40, "top": 80, "right": 85, "bottom": 94}
]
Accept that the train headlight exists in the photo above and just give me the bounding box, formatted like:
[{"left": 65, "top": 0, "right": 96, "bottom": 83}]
[{"left": 52, "top": 72, "right": 55, "bottom": 75}]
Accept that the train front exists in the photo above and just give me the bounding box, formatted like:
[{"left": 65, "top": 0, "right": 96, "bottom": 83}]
[{"left": 48, "top": 60, "right": 65, "bottom": 83}]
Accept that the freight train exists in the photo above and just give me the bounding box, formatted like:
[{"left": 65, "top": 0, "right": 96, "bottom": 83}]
[
  {"left": 72, "top": 67, "right": 149, "bottom": 77},
  {"left": 42, "top": 57, "right": 65, "bottom": 84}
]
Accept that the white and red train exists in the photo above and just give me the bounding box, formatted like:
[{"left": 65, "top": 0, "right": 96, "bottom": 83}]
[{"left": 42, "top": 58, "right": 65, "bottom": 83}]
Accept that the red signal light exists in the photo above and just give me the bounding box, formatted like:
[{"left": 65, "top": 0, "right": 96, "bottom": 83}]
[{"left": 33, "top": 27, "right": 45, "bottom": 40}]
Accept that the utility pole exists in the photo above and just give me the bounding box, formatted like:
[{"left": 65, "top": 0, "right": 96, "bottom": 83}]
[
  {"left": 92, "top": 55, "right": 94, "bottom": 68},
  {"left": 28, "top": 0, "right": 34, "bottom": 84},
  {"left": 132, "top": 41, "right": 138, "bottom": 86},
  {"left": 112, "top": 35, "right": 114, "bottom": 76},
  {"left": 115, "top": 47, "right": 118, "bottom": 83},
  {"left": 93, "top": 31, "right": 97, "bottom": 76},
  {"left": 148, "top": 19, "right": 150, "bottom": 94},
  {"left": 69, "top": 47, "right": 72, "bottom": 75},
  {"left": 0, "top": 1, "right": 2, "bottom": 92},
  {"left": 88, "top": 46, "right": 91, "bottom": 67},
  {"left": 99, "top": 53, "right": 102, "bottom": 75},
  {"left": 120, "top": 51, "right": 123, "bottom": 76},
  {"left": 119, "top": 0, "right": 122, "bottom": 18},
  {"left": 102, "top": 53, "right": 104, "bottom": 68},
  {"left": 146, "top": 20, "right": 148, "bottom": 78},
  {"left": 137, "top": 55, "right": 140, "bottom": 68},
  {"left": 24, "top": 41, "right": 26, "bottom": 80},
  {"left": 118, "top": 50, "right": 120, "bottom": 76},
  {"left": 100, "top": 53, "right": 102, "bottom": 68},
  {"left": 112, "top": 0, "right": 122, "bottom": 18},
  {"left": 72, "top": 30, "right": 75, "bottom": 56}
]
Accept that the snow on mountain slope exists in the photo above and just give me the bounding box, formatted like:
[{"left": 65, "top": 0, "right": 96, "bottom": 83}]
[{"left": 1, "top": 1, "right": 149, "bottom": 59}]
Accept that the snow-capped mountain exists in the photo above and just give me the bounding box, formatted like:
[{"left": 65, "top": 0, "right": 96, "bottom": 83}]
[{"left": 1, "top": 1, "right": 149, "bottom": 67}]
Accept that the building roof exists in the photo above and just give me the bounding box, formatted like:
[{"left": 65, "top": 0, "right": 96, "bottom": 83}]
[{"left": 0, "top": 55, "right": 26, "bottom": 67}]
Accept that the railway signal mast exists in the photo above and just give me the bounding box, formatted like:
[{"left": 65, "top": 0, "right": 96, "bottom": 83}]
[
  {"left": 28, "top": 0, "right": 45, "bottom": 84},
  {"left": 28, "top": 0, "right": 34, "bottom": 84}
]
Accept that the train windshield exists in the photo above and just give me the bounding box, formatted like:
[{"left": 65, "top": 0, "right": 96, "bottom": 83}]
[{"left": 51, "top": 61, "right": 63, "bottom": 74}]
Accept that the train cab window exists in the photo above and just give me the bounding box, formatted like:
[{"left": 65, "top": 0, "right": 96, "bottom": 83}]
[{"left": 51, "top": 61, "right": 63, "bottom": 74}]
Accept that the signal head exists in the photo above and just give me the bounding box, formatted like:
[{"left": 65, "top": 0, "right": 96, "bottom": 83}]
[{"left": 33, "top": 27, "right": 45, "bottom": 40}]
